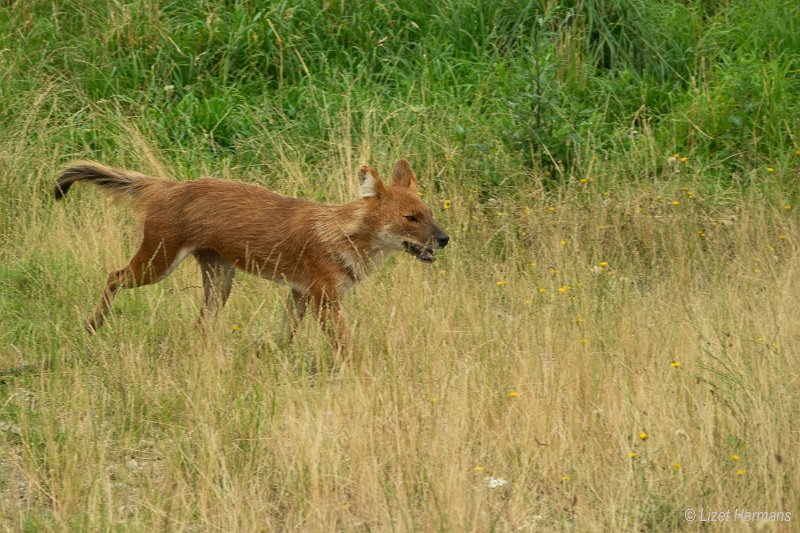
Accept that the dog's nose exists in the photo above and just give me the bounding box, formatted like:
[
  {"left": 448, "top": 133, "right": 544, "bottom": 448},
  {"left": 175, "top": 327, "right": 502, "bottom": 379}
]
[{"left": 438, "top": 234, "right": 450, "bottom": 248}]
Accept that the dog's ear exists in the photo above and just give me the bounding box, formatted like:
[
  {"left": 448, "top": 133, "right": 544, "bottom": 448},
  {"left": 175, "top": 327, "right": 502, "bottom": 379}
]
[
  {"left": 358, "top": 166, "right": 385, "bottom": 198},
  {"left": 390, "top": 159, "right": 418, "bottom": 192}
]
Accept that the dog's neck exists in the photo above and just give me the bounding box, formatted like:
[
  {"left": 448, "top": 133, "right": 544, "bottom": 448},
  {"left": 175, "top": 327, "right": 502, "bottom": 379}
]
[{"left": 312, "top": 201, "right": 393, "bottom": 287}]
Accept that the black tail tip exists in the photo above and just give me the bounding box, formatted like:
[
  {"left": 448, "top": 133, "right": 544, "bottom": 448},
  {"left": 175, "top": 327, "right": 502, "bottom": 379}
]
[{"left": 53, "top": 181, "right": 71, "bottom": 200}]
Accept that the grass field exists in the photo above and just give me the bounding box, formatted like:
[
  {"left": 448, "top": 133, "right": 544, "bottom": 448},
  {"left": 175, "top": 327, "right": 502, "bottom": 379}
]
[{"left": 2, "top": 1, "right": 800, "bottom": 531}]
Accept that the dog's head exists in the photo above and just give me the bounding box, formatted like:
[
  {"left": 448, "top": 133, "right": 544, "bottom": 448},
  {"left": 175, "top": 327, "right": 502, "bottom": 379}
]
[{"left": 359, "top": 159, "right": 449, "bottom": 263}]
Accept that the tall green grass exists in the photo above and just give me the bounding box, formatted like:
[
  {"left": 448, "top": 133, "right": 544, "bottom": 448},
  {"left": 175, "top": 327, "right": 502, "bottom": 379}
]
[{"left": 2, "top": 0, "right": 799, "bottom": 188}]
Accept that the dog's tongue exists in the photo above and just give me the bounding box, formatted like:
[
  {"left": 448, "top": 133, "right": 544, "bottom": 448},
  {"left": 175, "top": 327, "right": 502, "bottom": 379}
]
[{"left": 419, "top": 249, "right": 435, "bottom": 262}]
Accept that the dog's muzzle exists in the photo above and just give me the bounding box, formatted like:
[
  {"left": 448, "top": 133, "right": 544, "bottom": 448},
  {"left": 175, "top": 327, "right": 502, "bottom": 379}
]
[{"left": 403, "top": 241, "right": 437, "bottom": 263}]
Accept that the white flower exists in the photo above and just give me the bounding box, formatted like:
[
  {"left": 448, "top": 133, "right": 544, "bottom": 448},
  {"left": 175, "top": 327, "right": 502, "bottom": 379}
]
[{"left": 485, "top": 476, "right": 508, "bottom": 489}]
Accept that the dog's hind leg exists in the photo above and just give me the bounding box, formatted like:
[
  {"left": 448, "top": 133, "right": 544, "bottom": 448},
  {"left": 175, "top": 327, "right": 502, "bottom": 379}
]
[
  {"left": 86, "top": 238, "right": 190, "bottom": 333},
  {"left": 194, "top": 249, "right": 235, "bottom": 324}
]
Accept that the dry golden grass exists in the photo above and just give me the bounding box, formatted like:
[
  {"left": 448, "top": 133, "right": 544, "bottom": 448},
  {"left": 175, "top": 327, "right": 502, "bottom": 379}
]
[{"left": 1, "top": 139, "right": 799, "bottom": 531}]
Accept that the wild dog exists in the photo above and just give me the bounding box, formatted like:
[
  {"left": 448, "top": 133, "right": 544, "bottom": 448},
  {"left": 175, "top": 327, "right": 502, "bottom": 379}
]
[{"left": 54, "top": 159, "right": 449, "bottom": 354}]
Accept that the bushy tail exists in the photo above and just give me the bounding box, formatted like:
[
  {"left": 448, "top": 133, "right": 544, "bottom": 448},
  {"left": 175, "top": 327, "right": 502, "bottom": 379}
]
[{"left": 54, "top": 161, "right": 157, "bottom": 200}]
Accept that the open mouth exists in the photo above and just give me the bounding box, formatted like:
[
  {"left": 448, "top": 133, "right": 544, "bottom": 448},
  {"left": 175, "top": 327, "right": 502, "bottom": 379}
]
[{"left": 403, "top": 241, "right": 436, "bottom": 263}]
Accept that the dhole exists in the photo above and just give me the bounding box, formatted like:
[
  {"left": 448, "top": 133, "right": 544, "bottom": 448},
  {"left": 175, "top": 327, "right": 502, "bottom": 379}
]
[{"left": 54, "top": 159, "right": 449, "bottom": 353}]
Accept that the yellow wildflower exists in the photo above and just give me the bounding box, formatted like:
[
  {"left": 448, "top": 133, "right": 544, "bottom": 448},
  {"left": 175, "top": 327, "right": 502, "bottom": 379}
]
[
  {"left": 507, "top": 391, "right": 519, "bottom": 398},
  {"left": 639, "top": 432, "right": 648, "bottom": 441}
]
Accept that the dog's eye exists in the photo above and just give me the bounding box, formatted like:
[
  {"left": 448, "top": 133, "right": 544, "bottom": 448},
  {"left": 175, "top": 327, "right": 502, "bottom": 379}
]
[{"left": 404, "top": 215, "right": 418, "bottom": 222}]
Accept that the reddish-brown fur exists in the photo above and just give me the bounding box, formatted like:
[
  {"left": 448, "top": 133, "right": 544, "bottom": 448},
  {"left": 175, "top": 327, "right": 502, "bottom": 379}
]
[{"left": 55, "top": 159, "right": 449, "bottom": 355}]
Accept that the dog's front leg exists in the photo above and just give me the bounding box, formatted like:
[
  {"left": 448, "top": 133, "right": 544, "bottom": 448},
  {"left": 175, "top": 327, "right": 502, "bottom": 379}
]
[
  {"left": 326, "top": 302, "right": 352, "bottom": 360},
  {"left": 281, "top": 289, "right": 309, "bottom": 344},
  {"left": 310, "top": 291, "right": 353, "bottom": 362}
]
